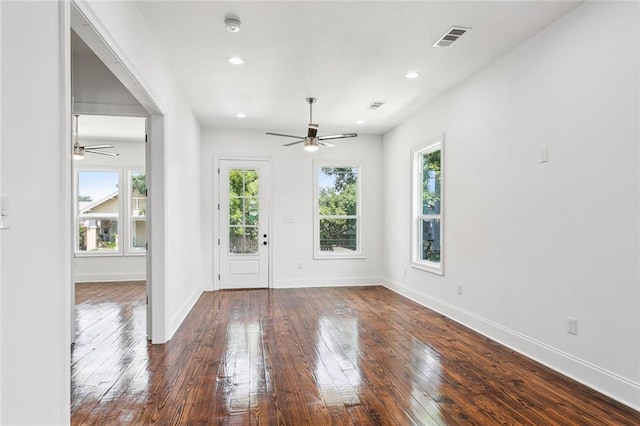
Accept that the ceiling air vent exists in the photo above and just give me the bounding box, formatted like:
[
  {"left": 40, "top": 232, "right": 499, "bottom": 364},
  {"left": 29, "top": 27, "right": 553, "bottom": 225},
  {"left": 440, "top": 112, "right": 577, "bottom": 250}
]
[
  {"left": 367, "top": 101, "right": 386, "bottom": 110},
  {"left": 432, "top": 26, "right": 471, "bottom": 48}
]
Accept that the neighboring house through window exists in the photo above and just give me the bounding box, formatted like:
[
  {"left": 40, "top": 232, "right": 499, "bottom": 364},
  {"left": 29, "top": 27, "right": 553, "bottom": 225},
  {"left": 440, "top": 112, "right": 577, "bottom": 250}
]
[{"left": 75, "top": 167, "right": 146, "bottom": 256}]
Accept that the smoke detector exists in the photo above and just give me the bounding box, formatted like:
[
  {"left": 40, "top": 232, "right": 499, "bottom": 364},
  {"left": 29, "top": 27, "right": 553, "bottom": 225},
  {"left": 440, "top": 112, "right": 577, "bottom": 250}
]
[{"left": 225, "top": 17, "right": 241, "bottom": 33}]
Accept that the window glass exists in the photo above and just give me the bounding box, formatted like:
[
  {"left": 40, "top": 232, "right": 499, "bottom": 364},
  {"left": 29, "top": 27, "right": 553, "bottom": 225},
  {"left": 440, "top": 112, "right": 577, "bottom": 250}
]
[
  {"left": 412, "top": 138, "right": 443, "bottom": 274},
  {"left": 77, "top": 170, "right": 120, "bottom": 253},
  {"left": 130, "top": 171, "right": 147, "bottom": 251},
  {"left": 316, "top": 164, "right": 361, "bottom": 258},
  {"left": 228, "top": 169, "right": 259, "bottom": 254}
]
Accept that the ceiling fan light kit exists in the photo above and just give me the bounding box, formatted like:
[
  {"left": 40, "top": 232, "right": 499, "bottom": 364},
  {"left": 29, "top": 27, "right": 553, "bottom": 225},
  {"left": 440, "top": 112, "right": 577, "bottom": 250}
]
[
  {"left": 72, "top": 114, "right": 119, "bottom": 159},
  {"left": 266, "top": 97, "right": 358, "bottom": 152}
]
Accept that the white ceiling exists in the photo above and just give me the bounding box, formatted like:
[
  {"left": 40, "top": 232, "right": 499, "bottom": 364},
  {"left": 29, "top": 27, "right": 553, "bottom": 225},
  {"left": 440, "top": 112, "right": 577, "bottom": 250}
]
[{"left": 135, "top": 0, "right": 581, "bottom": 136}]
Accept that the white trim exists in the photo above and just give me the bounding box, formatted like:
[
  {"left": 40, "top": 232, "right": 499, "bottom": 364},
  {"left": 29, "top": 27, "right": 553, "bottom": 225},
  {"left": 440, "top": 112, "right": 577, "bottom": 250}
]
[
  {"left": 167, "top": 284, "right": 204, "bottom": 340},
  {"left": 382, "top": 277, "right": 640, "bottom": 411},
  {"left": 59, "top": 1, "right": 73, "bottom": 422},
  {"left": 274, "top": 277, "right": 383, "bottom": 289},
  {"left": 74, "top": 101, "right": 147, "bottom": 117},
  {"left": 74, "top": 271, "right": 146, "bottom": 282},
  {"left": 313, "top": 160, "right": 364, "bottom": 259},
  {"left": 410, "top": 135, "right": 444, "bottom": 275}
]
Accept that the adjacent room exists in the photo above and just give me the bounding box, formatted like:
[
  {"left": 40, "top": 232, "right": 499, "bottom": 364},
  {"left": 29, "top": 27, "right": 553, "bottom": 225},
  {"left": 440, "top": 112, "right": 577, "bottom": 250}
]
[{"left": 1, "top": 0, "right": 638, "bottom": 424}]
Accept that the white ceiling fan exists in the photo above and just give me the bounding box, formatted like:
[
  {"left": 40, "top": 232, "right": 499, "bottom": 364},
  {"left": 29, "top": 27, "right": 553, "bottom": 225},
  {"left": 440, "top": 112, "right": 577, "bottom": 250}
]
[
  {"left": 266, "top": 98, "right": 357, "bottom": 152},
  {"left": 72, "top": 114, "right": 119, "bottom": 159}
]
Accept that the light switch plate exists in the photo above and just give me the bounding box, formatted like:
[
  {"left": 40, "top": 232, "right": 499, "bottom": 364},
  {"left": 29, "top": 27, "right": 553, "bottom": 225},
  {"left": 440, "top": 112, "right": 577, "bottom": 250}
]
[{"left": 0, "top": 195, "right": 10, "bottom": 229}]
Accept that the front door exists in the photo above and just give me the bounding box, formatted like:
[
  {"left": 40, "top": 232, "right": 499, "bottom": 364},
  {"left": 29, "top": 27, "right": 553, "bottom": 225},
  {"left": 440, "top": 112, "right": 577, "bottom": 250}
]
[{"left": 218, "top": 159, "right": 270, "bottom": 289}]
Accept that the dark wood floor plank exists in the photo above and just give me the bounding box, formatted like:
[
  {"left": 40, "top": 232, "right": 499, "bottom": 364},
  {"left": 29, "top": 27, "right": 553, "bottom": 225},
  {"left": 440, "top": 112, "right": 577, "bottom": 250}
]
[{"left": 72, "top": 284, "right": 639, "bottom": 425}]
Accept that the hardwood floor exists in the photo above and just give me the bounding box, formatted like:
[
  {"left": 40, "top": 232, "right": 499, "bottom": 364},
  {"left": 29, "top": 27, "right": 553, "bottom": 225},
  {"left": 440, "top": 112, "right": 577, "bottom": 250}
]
[{"left": 72, "top": 283, "right": 639, "bottom": 425}]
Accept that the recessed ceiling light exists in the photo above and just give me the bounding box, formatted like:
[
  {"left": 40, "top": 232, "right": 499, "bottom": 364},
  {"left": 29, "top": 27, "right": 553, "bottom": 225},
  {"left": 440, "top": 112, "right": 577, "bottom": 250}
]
[
  {"left": 356, "top": 120, "right": 365, "bottom": 124},
  {"left": 405, "top": 71, "right": 420, "bottom": 79},
  {"left": 228, "top": 56, "right": 245, "bottom": 65},
  {"left": 236, "top": 112, "right": 246, "bottom": 118}
]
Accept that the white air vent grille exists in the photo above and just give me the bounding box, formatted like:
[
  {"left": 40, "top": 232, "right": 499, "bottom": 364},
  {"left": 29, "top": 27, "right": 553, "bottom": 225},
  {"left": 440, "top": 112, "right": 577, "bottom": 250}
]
[
  {"left": 367, "top": 101, "right": 386, "bottom": 110},
  {"left": 432, "top": 26, "right": 470, "bottom": 48}
]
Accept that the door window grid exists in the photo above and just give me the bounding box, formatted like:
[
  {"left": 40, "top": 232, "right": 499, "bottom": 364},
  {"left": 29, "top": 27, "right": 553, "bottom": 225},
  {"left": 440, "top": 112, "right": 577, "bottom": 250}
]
[{"left": 228, "top": 169, "right": 260, "bottom": 254}]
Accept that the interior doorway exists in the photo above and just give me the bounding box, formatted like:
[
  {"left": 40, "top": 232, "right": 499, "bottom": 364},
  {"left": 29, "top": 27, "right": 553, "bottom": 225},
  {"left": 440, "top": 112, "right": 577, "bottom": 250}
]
[{"left": 70, "top": 0, "right": 168, "bottom": 345}]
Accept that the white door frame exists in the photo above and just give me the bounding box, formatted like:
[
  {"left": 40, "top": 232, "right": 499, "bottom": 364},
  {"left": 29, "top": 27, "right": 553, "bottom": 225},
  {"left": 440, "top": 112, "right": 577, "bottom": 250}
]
[
  {"left": 69, "top": 1, "right": 168, "bottom": 343},
  {"left": 213, "top": 156, "right": 273, "bottom": 290}
]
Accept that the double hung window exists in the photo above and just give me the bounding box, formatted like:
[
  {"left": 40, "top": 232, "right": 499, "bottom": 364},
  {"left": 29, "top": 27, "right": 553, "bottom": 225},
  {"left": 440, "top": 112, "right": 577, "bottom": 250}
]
[
  {"left": 314, "top": 162, "right": 362, "bottom": 259},
  {"left": 412, "top": 137, "right": 443, "bottom": 274}
]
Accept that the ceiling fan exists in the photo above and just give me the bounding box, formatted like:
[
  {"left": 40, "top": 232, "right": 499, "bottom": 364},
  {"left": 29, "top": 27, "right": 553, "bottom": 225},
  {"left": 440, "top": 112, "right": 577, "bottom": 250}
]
[
  {"left": 266, "top": 98, "right": 357, "bottom": 152},
  {"left": 72, "top": 114, "right": 119, "bottom": 159}
]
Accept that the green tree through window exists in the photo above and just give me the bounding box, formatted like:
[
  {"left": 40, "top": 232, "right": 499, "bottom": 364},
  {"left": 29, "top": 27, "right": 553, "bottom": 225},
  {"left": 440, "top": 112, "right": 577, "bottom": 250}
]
[
  {"left": 228, "top": 169, "right": 259, "bottom": 254},
  {"left": 318, "top": 166, "right": 359, "bottom": 254}
]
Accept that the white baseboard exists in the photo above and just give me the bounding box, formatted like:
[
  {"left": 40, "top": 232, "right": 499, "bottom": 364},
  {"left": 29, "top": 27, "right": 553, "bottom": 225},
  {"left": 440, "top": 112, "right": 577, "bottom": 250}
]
[
  {"left": 382, "top": 278, "right": 640, "bottom": 411},
  {"left": 167, "top": 285, "right": 204, "bottom": 340},
  {"left": 273, "top": 277, "right": 382, "bottom": 289},
  {"left": 74, "top": 271, "right": 146, "bottom": 282}
]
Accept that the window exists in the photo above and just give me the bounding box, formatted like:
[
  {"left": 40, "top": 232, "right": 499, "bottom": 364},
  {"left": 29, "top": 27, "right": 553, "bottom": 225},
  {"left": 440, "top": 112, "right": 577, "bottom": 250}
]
[
  {"left": 314, "top": 162, "right": 362, "bottom": 259},
  {"left": 76, "top": 170, "right": 121, "bottom": 254},
  {"left": 75, "top": 167, "right": 146, "bottom": 256},
  {"left": 412, "top": 137, "right": 443, "bottom": 274},
  {"left": 130, "top": 171, "right": 147, "bottom": 252}
]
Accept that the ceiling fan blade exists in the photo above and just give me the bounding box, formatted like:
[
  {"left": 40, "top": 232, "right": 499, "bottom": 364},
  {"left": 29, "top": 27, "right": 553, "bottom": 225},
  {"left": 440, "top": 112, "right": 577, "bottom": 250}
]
[
  {"left": 266, "top": 132, "right": 305, "bottom": 139},
  {"left": 85, "top": 149, "right": 119, "bottom": 157},
  {"left": 307, "top": 123, "right": 318, "bottom": 138},
  {"left": 318, "top": 140, "right": 336, "bottom": 148},
  {"left": 282, "top": 140, "right": 304, "bottom": 147},
  {"left": 318, "top": 133, "right": 358, "bottom": 141},
  {"left": 83, "top": 144, "right": 114, "bottom": 149}
]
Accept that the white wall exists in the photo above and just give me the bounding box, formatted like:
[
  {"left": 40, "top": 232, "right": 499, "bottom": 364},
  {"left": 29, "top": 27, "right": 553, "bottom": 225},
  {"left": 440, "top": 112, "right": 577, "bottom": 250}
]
[
  {"left": 73, "top": 137, "right": 146, "bottom": 282},
  {"left": 1, "top": 2, "right": 70, "bottom": 423},
  {"left": 201, "top": 128, "right": 384, "bottom": 289},
  {"left": 80, "top": 0, "right": 204, "bottom": 339},
  {"left": 382, "top": 2, "right": 639, "bottom": 409}
]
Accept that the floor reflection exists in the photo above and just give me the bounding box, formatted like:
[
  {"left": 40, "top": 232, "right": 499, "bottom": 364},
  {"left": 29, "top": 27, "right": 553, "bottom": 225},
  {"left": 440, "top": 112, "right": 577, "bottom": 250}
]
[{"left": 314, "top": 314, "right": 361, "bottom": 407}]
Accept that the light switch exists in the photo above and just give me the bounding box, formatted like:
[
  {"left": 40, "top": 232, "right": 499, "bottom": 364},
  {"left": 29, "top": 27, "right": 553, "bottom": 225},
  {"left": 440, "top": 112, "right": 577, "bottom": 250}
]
[
  {"left": 539, "top": 148, "right": 549, "bottom": 163},
  {"left": 0, "top": 195, "right": 10, "bottom": 229}
]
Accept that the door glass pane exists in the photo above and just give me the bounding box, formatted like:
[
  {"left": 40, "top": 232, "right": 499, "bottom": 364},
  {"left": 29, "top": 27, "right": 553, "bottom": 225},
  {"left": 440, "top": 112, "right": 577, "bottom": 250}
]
[
  {"left": 77, "top": 170, "right": 120, "bottom": 252},
  {"left": 228, "top": 169, "right": 259, "bottom": 254},
  {"left": 229, "top": 226, "right": 259, "bottom": 254},
  {"left": 420, "top": 218, "right": 441, "bottom": 263},
  {"left": 422, "top": 151, "right": 441, "bottom": 215},
  {"left": 319, "top": 218, "right": 358, "bottom": 253}
]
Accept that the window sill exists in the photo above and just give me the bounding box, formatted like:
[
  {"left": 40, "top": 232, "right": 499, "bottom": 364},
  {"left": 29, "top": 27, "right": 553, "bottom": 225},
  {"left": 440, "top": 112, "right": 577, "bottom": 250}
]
[
  {"left": 411, "top": 261, "right": 443, "bottom": 276},
  {"left": 314, "top": 254, "right": 366, "bottom": 260}
]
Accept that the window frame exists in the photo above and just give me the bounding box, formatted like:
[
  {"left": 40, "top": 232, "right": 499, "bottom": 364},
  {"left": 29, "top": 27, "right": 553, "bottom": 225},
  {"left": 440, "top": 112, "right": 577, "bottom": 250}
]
[
  {"left": 313, "top": 160, "right": 364, "bottom": 260},
  {"left": 127, "top": 169, "right": 147, "bottom": 255},
  {"left": 411, "top": 136, "right": 444, "bottom": 275},
  {"left": 74, "top": 166, "right": 147, "bottom": 257}
]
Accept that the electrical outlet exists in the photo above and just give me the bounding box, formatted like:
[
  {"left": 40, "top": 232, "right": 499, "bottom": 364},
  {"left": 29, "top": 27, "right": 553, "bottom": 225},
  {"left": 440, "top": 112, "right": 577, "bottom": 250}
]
[
  {"left": 456, "top": 283, "right": 462, "bottom": 295},
  {"left": 567, "top": 317, "right": 577, "bottom": 335},
  {"left": 297, "top": 262, "right": 304, "bottom": 270}
]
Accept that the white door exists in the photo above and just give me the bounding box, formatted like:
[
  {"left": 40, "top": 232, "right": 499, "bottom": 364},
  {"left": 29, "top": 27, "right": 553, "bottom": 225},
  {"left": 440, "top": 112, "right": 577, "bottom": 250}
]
[{"left": 219, "top": 159, "right": 270, "bottom": 289}]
